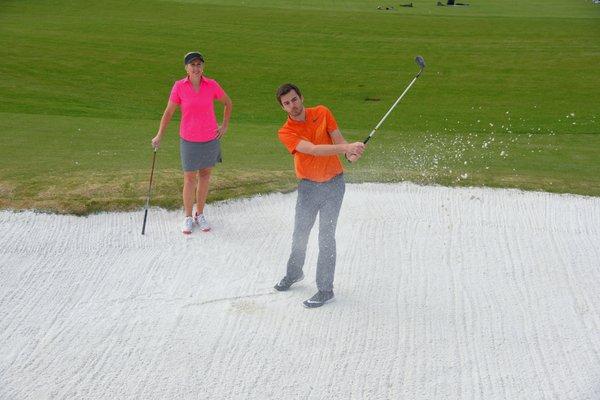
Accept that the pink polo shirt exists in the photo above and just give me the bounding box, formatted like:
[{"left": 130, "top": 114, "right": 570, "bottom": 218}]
[{"left": 169, "top": 76, "right": 225, "bottom": 142}]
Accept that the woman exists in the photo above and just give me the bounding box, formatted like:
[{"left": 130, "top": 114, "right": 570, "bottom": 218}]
[{"left": 152, "top": 52, "right": 232, "bottom": 234}]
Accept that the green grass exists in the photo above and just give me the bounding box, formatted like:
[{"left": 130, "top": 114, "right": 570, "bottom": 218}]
[{"left": 0, "top": 0, "right": 599, "bottom": 214}]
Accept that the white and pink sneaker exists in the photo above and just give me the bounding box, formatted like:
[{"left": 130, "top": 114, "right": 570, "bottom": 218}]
[
  {"left": 195, "top": 213, "right": 211, "bottom": 232},
  {"left": 181, "top": 216, "right": 194, "bottom": 235}
]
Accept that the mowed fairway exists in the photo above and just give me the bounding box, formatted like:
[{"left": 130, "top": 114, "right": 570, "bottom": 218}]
[{"left": 1, "top": 0, "right": 599, "bottom": 213}]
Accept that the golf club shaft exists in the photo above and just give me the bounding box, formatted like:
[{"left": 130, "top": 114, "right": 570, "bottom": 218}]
[
  {"left": 363, "top": 73, "right": 420, "bottom": 144},
  {"left": 141, "top": 148, "right": 158, "bottom": 235}
]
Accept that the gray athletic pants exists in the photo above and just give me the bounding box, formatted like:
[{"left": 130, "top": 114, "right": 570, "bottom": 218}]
[{"left": 286, "top": 173, "right": 345, "bottom": 292}]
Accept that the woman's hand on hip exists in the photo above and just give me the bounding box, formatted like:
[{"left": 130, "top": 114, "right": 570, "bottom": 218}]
[{"left": 216, "top": 125, "right": 228, "bottom": 139}]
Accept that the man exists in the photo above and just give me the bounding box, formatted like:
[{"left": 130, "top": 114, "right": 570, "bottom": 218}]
[{"left": 274, "top": 83, "right": 365, "bottom": 308}]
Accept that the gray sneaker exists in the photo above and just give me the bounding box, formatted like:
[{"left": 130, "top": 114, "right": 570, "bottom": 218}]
[
  {"left": 274, "top": 273, "right": 305, "bottom": 291},
  {"left": 303, "top": 290, "right": 335, "bottom": 308},
  {"left": 182, "top": 216, "right": 194, "bottom": 234}
]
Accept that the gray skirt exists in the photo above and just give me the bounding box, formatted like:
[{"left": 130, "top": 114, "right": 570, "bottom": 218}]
[{"left": 179, "top": 138, "right": 222, "bottom": 171}]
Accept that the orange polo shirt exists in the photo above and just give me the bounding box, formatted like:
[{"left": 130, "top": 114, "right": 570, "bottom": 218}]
[{"left": 278, "top": 105, "right": 343, "bottom": 182}]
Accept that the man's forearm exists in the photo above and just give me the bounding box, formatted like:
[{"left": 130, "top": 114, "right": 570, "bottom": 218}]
[
  {"left": 302, "top": 143, "right": 350, "bottom": 156},
  {"left": 329, "top": 129, "right": 348, "bottom": 146},
  {"left": 304, "top": 129, "right": 349, "bottom": 155}
]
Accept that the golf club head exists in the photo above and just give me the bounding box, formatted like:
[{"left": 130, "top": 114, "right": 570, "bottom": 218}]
[{"left": 415, "top": 55, "right": 426, "bottom": 70}]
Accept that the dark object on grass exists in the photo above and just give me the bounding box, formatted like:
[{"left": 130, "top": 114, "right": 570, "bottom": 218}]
[
  {"left": 400, "top": 3, "right": 413, "bottom": 7},
  {"left": 446, "top": 0, "right": 470, "bottom": 5}
]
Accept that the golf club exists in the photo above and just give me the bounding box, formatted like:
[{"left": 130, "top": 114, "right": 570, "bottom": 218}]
[
  {"left": 141, "top": 147, "right": 158, "bottom": 235},
  {"left": 363, "top": 55, "right": 425, "bottom": 145}
]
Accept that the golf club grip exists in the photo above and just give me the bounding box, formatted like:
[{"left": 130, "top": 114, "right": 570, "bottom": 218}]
[
  {"left": 363, "top": 136, "right": 371, "bottom": 144},
  {"left": 148, "top": 150, "right": 157, "bottom": 191},
  {"left": 142, "top": 149, "right": 157, "bottom": 235},
  {"left": 141, "top": 209, "right": 148, "bottom": 235}
]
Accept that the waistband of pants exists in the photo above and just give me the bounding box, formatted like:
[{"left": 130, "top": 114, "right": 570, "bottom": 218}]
[{"left": 300, "top": 173, "right": 344, "bottom": 185}]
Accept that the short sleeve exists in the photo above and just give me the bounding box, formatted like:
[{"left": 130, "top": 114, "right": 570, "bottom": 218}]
[
  {"left": 212, "top": 80, "right": 225, "bottom": 100},
  {"left": 278, "top": 128, "right": 302, "bottom": 154},
  {"left": 168, "top": 81, "right": 181, "bottom": 104},
  {"left": 323, "top": 107, "right": 338, "bottom": 133}
]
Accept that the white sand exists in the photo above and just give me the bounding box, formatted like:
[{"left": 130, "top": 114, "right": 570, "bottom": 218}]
[{"left": 1, "top": 182, "right": 599, "bottom": 399}]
